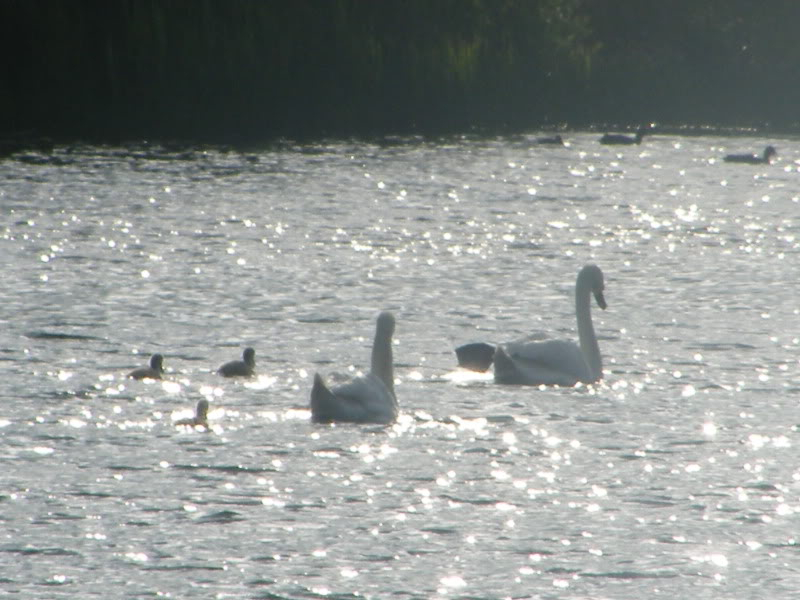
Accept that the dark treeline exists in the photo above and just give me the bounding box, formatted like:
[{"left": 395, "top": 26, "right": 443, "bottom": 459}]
[{"left": 3, "top": 0, "right": 800, "bottom": 144}]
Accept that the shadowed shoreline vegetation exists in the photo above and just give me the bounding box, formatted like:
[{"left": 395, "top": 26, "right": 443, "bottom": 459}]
[{"left": 2, "top": 0, "right": 800, "bottom": 145}]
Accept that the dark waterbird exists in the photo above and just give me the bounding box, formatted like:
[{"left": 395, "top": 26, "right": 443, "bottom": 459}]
[
  {"left": 175, "top": 399, "right": 210, "bottom": 429},
  {"left": 128, "top": 353, "right": 164, "bottom": 380},
  {"left": 600, "top": 128, "right": 648, "bottom": 145},
  {"left": 218, "top": 347, "right": 256, "bottom": 377},
  {"left": 454, "top": 342, "right": 497, "bottom": 373},
  {"left": 535, "top": 134, "right": 564, "bottom": 146},
  {"left": 723, "top": 145, "right": 777, "bottom": 164}
]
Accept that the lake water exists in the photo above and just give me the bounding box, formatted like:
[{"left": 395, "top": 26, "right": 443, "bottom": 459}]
[{"left": 1, "top": 132, "right": 799, "bottom": 599}]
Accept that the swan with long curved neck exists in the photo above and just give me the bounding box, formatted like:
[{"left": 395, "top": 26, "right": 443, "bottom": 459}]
[
  {"left": 310, "top": 311, "right": 398, "bottom": 424},
  {"left": 456, "top": 265, "right": 607, "bottom": 386}
]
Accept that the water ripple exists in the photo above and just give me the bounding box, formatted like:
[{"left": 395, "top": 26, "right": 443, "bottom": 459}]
[{"left": 2, "top": 133, "right": 799, "bottom": 598}]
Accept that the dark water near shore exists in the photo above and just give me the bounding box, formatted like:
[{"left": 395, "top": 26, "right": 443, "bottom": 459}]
[{"left": 2, "top": 132, "right": 799, "bottom": 598}]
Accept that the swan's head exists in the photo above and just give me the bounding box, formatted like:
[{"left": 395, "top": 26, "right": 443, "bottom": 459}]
[
  {"left": 376, "top": 311, "right": 396, "bottom": 337},
  {"left": 196, "top": 399, "right": 210, "bottom": 420},
  {"left": 580, "top": 264, "right": 606, "bottom": 310},
  {"left": 243, "top": 347, "right": 255, "bottom": 366},
  {"left": 150, "top": 354, "right": 164, "bottom": 371}
]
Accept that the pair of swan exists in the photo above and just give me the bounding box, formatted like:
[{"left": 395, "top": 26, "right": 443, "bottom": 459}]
[
  {"left": 312, "top": 265, "right": 608, "bottom": 425},
  {"left": 456, "top": 264, "right": 607, "bottom": 386},
  {"left": 128, "top": 348, "right": 256, "bottom": 380},
  {"left": 132, "top": 266, "right": 607, "bottom": 426}
]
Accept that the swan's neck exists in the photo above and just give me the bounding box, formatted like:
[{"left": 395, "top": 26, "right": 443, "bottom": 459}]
[
  {"left": 371, "top": 329, "right": 394, "bottom": 396},
  {"left": 575, "top": 281, "right": 602, "bottom": 381}
]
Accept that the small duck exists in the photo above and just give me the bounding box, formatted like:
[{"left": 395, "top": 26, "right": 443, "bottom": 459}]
[
  {"left": 175, "top": 399, "right": 209, "bottom": 429},
  {"left": 536, "top": 134, "right": 564, "bottom": 145},
  {"left": 128, "top": 353, "right": 164, "bottom": 380},
  {"left": 723, "top": 145, "right": 777, "bottom": 164},
  {"left": 218, "top": 347, "right": 256, "bottom": 377},
  {"left": 600, "top": 127, "right": 647, "bottom": 145}
]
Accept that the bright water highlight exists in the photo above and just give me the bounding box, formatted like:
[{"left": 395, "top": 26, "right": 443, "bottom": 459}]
[{"left": 1, "top": 133, "right": 799, "bottom": 598}]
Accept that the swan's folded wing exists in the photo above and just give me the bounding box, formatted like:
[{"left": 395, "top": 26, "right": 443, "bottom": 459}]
[
  {"left": 505, "top": 339, "right": 582, "bottom": 363},
  {"left": 498, "top": 339, "right": 591, "bottom": 386},
  {"left": 311, "top": 373, "right": 397, "bottom": 424}
]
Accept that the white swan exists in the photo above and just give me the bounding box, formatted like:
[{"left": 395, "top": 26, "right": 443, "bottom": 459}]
[
  {"left": 310, "top": 311, "right": 398, "bottom": 424},
  {"left": 456, "top": 264, "right": 607, "bottom": 386}
]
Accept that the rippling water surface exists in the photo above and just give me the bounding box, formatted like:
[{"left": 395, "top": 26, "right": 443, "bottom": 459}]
[{"left": 2, "top": 133, "right": 799, "bottom": 598}]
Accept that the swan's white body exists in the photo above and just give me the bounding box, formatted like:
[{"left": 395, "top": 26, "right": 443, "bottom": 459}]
[
  {"left": 310, "top": 312, "right": 398, "bottom": 424},
  {"left": 493, "top": 264, "right": 606, "bottom": 386}
]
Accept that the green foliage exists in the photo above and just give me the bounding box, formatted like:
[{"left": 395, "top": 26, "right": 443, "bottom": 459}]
[{"left": 1, "top": 0, "right": 799, "bottom": 142}]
